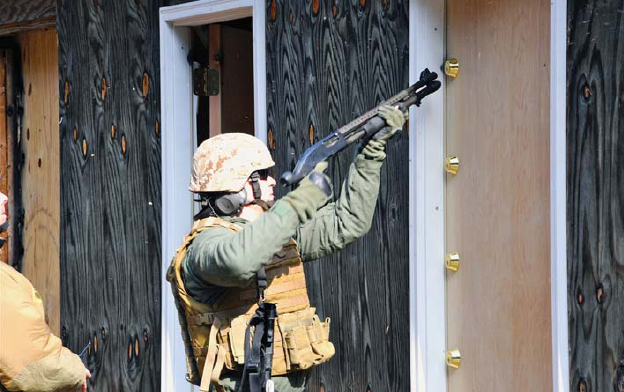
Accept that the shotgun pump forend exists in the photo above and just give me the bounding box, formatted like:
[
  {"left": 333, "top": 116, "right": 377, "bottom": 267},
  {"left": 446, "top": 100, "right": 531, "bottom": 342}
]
[{"left": 280, "top": 68, "right": 441, "bottom": 187}]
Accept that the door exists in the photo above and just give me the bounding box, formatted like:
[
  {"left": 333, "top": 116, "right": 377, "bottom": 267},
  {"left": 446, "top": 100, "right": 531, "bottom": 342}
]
[{"left": 445, "top": 0, "right": 552, "bottom": 389}]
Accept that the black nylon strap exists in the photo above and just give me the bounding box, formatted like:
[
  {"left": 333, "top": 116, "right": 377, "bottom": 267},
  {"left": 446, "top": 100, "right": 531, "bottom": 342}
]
[
  {"left": 257, "top": 267, "right": 267, "bottom": 301},
  {"left": 250, "top": 171, "right": 262, "bottom": 200}
]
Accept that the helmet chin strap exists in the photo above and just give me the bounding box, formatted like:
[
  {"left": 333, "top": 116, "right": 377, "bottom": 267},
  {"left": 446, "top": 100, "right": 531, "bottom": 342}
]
[{"left": 248, "top": 171, "right": 272, "bottom": 212}]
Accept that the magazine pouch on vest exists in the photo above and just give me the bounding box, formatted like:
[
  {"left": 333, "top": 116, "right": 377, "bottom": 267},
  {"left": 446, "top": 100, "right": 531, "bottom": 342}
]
[{"left": 166, "top": 217, "right": 335, "bottom": 392}]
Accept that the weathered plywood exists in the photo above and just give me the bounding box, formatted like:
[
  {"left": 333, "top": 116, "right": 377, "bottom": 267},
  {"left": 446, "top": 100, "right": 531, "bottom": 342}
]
[
  {"left": 57, "top": 0, "right": 164, "bottom": 390},
  {"left": 445, "top": 0, "right": 552, "bottom": 389},
  {"left": 267, "top": 1, "right": 410, "bottom": 390},
  {"left": 16, "top": 28, "right": 60, "bottom": 334},
  {"left": 0, "top": 0, "right": 56, "bottom": 26},
  {"left": 567, "top": 1, "right": 624, "bottom": 390}
]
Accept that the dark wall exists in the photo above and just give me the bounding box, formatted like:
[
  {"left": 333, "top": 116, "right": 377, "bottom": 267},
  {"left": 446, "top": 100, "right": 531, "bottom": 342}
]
[
  {"left": 0, "top": 0, "right": 55, "bottom": 25},
  {"left": 567, "top": 0, "right": 624, "bottom": 391},
  {"left": 57, "top": 0, "right": 166, "bottom": 390},
  {"left": 266, "top": 1, "right": 410, "bottom": 390}
]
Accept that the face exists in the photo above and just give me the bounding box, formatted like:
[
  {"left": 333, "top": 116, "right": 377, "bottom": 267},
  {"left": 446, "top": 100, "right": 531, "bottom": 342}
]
[{"left": 0, "top": 191, "right": 7, "bottom": 227}]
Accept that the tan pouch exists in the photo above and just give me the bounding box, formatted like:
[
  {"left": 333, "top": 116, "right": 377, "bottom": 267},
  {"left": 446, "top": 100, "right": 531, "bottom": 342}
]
[
  {"left": 283, "top": 324, "right": 319, "bottom": 369},
  {"left": 306, "top": 316, "right": 335, "bottom": 360},
  {"left": 228, "top": 315, "right": 247, "bottom": 365}
]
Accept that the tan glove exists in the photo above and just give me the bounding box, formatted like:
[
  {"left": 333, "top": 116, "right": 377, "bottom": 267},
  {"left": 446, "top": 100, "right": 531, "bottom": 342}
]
[
  {"left": 373, "top": 104, "right": 409, "bottom": 140},
  {"left": 281, "top": 162, "right": 333, "bottom": 223}
]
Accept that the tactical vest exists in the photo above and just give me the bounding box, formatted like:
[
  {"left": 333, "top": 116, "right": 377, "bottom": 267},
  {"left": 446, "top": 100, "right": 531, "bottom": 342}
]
[{"left": 167, "top": 217, "right": 335, "bottom": 392}]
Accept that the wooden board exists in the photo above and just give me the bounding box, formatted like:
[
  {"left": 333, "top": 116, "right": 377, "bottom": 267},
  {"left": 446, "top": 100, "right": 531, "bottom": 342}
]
[
  {"left": 2, "top": 47, "right": 24, "bottom": 271},
  {"left": 0, "top": 50, "right": 8, "bottom": 265},
  {"left": 445, "top": 0, "right": 552, "bottom": 389},
  {"left": 209, "top": 24, "right": 222, "bottom": 137},
  {"left": 0, "top": 0, "right": 56, "bottom": 25},
  {"left": 567, "top": 1, "right": 624, "bottom": 390},
  {"left": 57, "top": 0, "right": 165, "bottom": 390},
  {"left": 266, "top": 1, "right": 411, "bottom": 390},
  {"left": 17, "top": 28, "right": 60, "bottom": 334},
  {"left": 221, "top": 23, "right": 254, "bottom": 135}
]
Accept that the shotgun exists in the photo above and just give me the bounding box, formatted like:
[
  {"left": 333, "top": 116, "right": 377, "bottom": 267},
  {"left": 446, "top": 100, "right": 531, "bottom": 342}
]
[{"left": 280, "top": 68, "right": 441, "bottom": 186}]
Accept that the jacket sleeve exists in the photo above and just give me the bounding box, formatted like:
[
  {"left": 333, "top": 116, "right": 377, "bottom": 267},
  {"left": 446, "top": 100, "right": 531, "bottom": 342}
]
[
  {"left": 295, "top": 141, "right": 385, "bottom": 261},
  {"left": 182, "top": 200, "right": 301, "bottom": 289},
  {"left": 0, "top": 264, "right": 86, "bottom": 392}
]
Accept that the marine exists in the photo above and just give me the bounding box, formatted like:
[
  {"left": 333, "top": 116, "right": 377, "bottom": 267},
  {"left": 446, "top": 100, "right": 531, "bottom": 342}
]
[{"left": 167, "top": 105, "right": 407, "bottom": 392}]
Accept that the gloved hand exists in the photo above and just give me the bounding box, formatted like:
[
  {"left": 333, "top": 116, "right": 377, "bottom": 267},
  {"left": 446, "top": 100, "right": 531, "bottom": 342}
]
[
  {"left": 281, "top": 162, "right": 333, "bottom": 223},
  {"left": 360, "top": 105, "right": 408, "bottom": 161},
  {"left": 373, "top": 104, "right": 408, "bottom": 141}
]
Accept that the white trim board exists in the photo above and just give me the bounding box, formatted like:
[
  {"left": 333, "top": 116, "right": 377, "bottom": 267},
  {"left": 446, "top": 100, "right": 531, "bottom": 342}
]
[
  {"left": 550, "top": 0, "right": 570, "bottom": 390},
  {"left": 159, "top": 1, "right": 267, "bottom": 391},
  {"left": 409, "top": 0, "right": 446, "bottom": 390}
]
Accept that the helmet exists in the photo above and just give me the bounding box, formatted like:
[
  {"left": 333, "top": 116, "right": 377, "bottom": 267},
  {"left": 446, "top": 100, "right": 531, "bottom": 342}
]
[{"left": 189, "top": 133, "right": 275, "bottom": 193}]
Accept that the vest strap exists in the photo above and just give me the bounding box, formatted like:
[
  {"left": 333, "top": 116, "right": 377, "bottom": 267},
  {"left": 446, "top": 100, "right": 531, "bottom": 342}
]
[{"left": 199, "top": 321, "right": 226, "bottom": 392}]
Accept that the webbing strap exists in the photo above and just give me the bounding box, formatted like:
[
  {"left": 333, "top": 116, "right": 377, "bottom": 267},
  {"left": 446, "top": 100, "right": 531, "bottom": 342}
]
[
  {"left": 250, "top": 171, "right": 262, "bottom": 200},
  {"left": 199, "top": 321, "right": 226, "bottom": 392}
]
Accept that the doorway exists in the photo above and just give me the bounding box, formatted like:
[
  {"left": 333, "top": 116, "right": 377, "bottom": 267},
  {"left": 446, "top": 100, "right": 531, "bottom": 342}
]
[{"left": 190, "top": 18, "right": 254, "bottom": 145}]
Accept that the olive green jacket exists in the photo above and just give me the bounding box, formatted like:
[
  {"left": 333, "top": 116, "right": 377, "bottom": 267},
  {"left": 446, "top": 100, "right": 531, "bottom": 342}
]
[{"left": 181, "top": 140, "right": 387, "bottom": 305}]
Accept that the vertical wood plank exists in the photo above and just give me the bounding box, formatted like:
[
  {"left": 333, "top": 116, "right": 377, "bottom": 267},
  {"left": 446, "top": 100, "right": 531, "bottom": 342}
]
[
  {"left": 4, "top": 48, "right": 23, "bottom": 271},
  {"left": 17, "top": 28, "right": 61, "bottom": 334},
  {"left": 221, "top": 23, "right": 254, "bottom": 135},
  {"left": 0, "top": 49, "right": 8, "bottom": 265},
  {"left": 266, "top": 1, "right": 410, "bottom": 390},
  {"left": 567, "top": 1, "right": 624, "bottom": 390},
  {"left": 57, "top": 0, "right": 165, "bottom": 390},
  {"left": 209, "top": 24, "right": 222, "bottom": 137}
]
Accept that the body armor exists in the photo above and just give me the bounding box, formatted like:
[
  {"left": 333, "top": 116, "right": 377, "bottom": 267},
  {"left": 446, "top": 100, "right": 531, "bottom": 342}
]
[{"left": 167, "top": 218, "right": 335, "bottom": 392}]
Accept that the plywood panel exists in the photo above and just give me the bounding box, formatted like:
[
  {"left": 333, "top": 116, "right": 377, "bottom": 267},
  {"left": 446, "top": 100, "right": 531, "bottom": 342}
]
[
  {"left": 266, "top": 1, "right": 410, "bottom": 390},
  {"left": 0, "top": 0, "right": 56, "bottom": 25},
  {"left": 567, "top": 1, "right": 624, "bottom": 390},
  {"left": 445, "top": 0, "right": 552, "bottom": 390},
  {"left": 57, "top": 0, "right": 164, "bottom": 390},
  {"left": 17, "top": 28, "right": 60, "bottom": 334}
]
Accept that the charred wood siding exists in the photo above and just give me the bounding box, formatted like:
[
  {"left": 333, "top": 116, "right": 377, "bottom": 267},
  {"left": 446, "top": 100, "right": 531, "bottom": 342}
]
[
  {"left": 266, "top": 1, "right": 410, "bottom": 390},
  {"left": 0, "top": 0, "right": 56, "bottom": 25},
  {"left": 567, "top": 0, "right": 624, "bottom": 390},
  {"left": 57, "top": 0, "right": 166, "bottom": 390}
]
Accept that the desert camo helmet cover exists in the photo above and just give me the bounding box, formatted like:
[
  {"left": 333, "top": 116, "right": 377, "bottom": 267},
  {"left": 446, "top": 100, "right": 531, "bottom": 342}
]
[{"left": 189, "top": 133, "right": 275, "bottom": 193}]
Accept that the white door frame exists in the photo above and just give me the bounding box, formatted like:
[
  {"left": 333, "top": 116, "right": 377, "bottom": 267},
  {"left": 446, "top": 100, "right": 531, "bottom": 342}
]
[
  {"left": 408, "top": 0, "right": 570, "bottom": 391},
  {"left": 550, "top": 1, "right": 570, "bottom": 391},
  {"left": 159, "top": 1, "right": 266, "bottom": 390}
]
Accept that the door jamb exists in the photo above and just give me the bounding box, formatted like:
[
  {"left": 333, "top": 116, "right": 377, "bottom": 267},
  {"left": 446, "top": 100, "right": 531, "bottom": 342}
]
[
  {"left": 550, "top": 1, "right": 570, "bottom": 390},
  {"left": 409, "top": 0, "right": 447, "bottom": 390}
]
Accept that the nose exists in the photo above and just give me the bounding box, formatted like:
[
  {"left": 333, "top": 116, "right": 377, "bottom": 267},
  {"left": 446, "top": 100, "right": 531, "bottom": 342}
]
[
  {"left": 267, "top": 176, "right": 277, "bottom": 187},
  {"left": 0, "top": 192, "right": 7, "bottom": 205}
]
